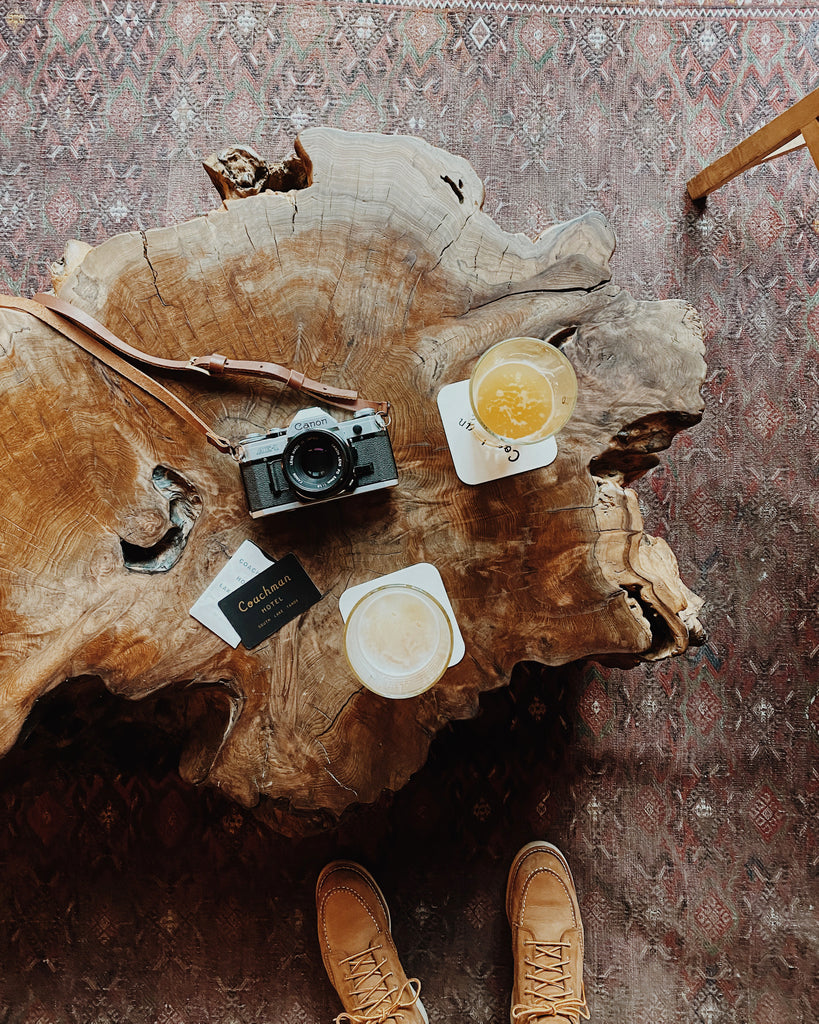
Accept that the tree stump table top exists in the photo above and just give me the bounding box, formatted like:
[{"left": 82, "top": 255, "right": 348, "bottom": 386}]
[{"left": 0, "top": 129, "right": 705, "bottom": 833}]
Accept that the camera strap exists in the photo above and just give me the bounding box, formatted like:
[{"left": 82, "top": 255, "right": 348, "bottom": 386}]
[{"left": 0, "top": 292, "right": 390, "bottom": 456}]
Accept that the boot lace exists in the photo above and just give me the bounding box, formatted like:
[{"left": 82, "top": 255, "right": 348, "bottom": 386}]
[
  {"left": 511, "top": 939, "right": 590, "bottom": 1023},
  {"left": 333, "top": 943, "right": 422, "bottom": 1024}
]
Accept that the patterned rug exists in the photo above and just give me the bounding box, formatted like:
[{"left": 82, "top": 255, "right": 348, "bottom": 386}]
[{"left": 1, "top": 2, "right": 817, "bottom": 1022}]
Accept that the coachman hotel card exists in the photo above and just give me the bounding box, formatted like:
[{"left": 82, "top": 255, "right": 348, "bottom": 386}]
[{"left": 218, "top": 552, "right": 321, "bottom": 649}]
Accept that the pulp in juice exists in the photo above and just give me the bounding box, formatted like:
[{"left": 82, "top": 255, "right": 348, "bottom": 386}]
[{"left": 474, "top": 360, "right": 554, "bottom": 440}]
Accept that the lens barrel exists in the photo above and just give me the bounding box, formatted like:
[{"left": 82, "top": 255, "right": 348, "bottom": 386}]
[{"left": 282, "top": 429, "right": 353, "bottom": 499}]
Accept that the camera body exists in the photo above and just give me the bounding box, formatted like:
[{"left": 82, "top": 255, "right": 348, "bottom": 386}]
[{"left": 236, "top": 406, "right": 398, "bottom": 518}]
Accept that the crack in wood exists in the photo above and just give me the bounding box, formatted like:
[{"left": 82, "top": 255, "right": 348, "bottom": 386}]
[
  {"left": 140, "top": 230, "right": 169, "bottom": 307},
  {"left": 441, "top": 174, "right": 465, "bottom": 202}
]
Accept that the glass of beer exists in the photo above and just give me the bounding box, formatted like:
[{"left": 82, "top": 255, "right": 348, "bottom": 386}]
[
  {"left": 469, "top": 335, "right": 578, "bottom": 446},
  {"left": 344, "top": 584, "right": 454, "bottom": 699}
]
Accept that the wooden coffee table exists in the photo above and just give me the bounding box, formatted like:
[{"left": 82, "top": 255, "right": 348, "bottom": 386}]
[{"left": 0, "top": 129, "right": 705, "bottom": 832}]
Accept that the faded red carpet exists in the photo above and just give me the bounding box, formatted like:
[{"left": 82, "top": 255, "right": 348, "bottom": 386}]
[{"left": 1, "top": 3, "right": 817, "bottom": 1022}]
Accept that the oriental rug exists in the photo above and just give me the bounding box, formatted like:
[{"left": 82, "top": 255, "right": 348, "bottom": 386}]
[{"left": 0, "top": 2, "right": 817, "bottom": 1023}]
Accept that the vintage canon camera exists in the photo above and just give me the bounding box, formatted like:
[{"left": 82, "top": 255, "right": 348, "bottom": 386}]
[{"left": 236, "top": 406, "right": 398, "bottom": 518}]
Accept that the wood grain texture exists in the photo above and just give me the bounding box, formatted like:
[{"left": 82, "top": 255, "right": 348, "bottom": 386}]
[{"left": 0, "top": 129, "right": 705, "bottom": 830}]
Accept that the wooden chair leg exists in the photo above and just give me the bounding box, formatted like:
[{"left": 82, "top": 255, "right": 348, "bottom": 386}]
[
  {"left": 687, "top": 85, "right": 819, "bottom": 199},
  {"left": 800, "top": 117, "right": 819, "bottom": 169}
]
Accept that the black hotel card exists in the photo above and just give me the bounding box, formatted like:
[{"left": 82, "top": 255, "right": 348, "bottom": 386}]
[{"left": 218, "top": 553, "right": 321, "bottom": 650}]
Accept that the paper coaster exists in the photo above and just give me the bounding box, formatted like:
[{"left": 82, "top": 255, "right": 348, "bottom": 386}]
[
  {"left": 436, "top": 379, "right": 557, "bottom": 485},
  {"left": 190, "top": 540, "right": 275, "bottom": 648},
  {"left": 339, "top": 563, "right": 465, "bottom": 667}
]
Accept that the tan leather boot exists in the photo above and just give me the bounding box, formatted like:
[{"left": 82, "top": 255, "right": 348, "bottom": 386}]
[
  {"left": 316, "top": 861, "right": 428, "bottom": 1024},
  {"left": 506, "top": 842, "right": 590, "bottom": 1024}
]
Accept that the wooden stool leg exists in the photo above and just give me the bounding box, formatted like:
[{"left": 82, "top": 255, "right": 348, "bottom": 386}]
[
  {"left": 800, "top": 117, "right": 819, "bottom": 170},
  {"left": 687, "top": 85, "right": 819, "bottom": 199}
]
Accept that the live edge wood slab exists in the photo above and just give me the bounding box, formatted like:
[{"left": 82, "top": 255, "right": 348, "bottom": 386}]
[{"left": 0, "top": 129, "right": 705, "bottom": 833}]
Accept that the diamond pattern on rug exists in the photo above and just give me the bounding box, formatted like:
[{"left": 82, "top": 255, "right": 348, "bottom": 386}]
[{"left": 0, "top": 3, "right": 817, "bottom": 1023}]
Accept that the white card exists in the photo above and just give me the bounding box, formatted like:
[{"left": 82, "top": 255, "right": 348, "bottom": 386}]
[
  {"left": 436, "top": 379, "right": 557, "bottom": 485},
  {"left": 190, "top": 540, "right": 275, "bottom": 648},
  {"left": 339, "top": 562, "right": 465, "bottom": 667}
]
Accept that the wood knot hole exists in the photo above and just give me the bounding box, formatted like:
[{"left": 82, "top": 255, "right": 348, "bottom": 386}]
[{"left": 120, "top": 465, "right": 202, "bottom": 574}]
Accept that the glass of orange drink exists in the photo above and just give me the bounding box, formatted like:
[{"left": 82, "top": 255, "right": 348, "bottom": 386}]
[{"left": 468, "top": 335, "right": 578, "bottom": 447}]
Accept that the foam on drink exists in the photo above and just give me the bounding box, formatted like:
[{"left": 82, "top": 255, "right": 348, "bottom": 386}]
[
  {"left": 344, "top": 584, "right": 454, "bottom": 697},
  {"left": 357, "top": 589, "right": 439, "bottom": 675}
]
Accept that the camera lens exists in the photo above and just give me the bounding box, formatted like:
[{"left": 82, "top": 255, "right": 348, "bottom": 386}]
[{"left": 283, "top": 430, "right": 353, "bottom": 499}]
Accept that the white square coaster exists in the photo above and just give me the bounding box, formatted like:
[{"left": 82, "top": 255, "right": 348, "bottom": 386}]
[
  {"left": 339, "top": 563, "right": 465, "bottom": 667},
  {"left": 436, "top": 379, "right": 557, "bottom": 485}
]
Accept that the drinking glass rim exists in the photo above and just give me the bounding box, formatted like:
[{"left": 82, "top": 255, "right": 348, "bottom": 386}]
[
  {"left": 343, "top": 584, "right": 454, "bottom": 696},
  {"left": 474, "top": 334, "right": 576, "bottom": 367},
  {"left": 469, "top": 335, "right": 578, "bottom": 445}
]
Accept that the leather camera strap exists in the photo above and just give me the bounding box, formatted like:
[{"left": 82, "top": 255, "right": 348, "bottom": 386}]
[
  {"left": 0, "top": 293, "right": 235, "bottom": 452},
  {"left": 0, "top": 292, "right": 389, "bottom": 455}
]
